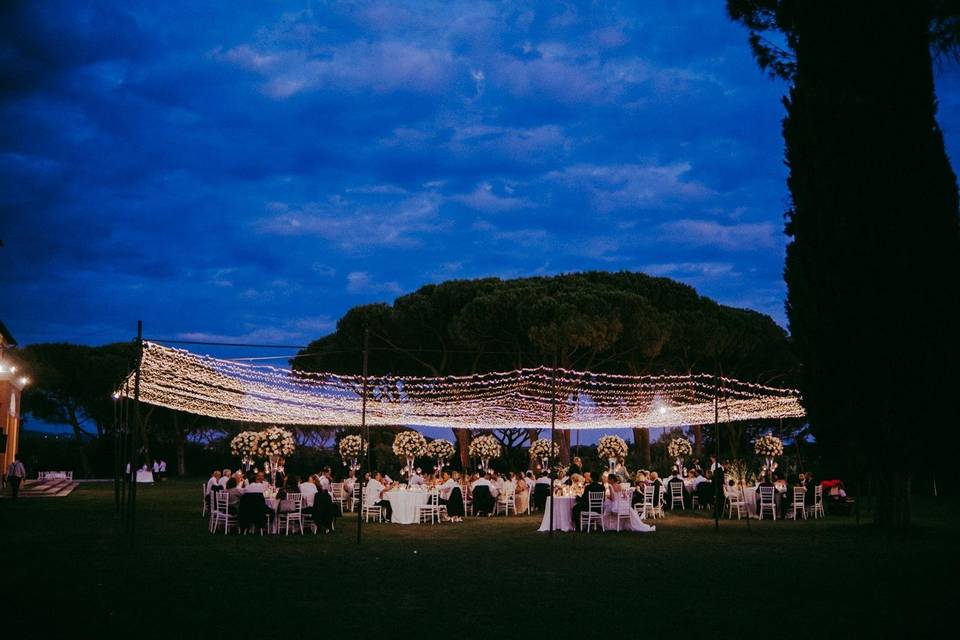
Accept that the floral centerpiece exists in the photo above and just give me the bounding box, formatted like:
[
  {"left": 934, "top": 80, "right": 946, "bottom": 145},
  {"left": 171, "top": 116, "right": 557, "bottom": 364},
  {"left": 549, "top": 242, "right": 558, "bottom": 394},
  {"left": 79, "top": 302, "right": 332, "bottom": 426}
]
[
  {"left": 230, "top": 430, "right": 260, "bottom": 471},
  {"left": 528, "top": 438, "right": 559, "bottom": 471},
  {"left": 425, "top": 438, "right": 456, "bottom": 474},
  {"left": 754, "top": 433, "right": 784, "bottom": 475},
  {"left": 596, "top": 435, "right": 628, "bottom": 472},
  {"left": 667, "top": 436, "right": 693, "bottom": 475},
  {"left": 255, "top": 426, "right": 295, "bottom": 484},
  {"left": 338, "top": 434, "right": 367, "bottom": 470},
  {"left": 468, "top": 434, "right": 502, "bottom": 472},
  {"left": 392, "top": 430, "right": 427, "bottom": 476}
]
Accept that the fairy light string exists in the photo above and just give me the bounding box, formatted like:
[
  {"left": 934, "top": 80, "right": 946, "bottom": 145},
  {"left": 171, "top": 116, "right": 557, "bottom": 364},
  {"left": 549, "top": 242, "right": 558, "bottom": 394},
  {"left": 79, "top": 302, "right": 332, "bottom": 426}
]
[{"left": 119, "top": 341, "right": 805, "bottom": 429}]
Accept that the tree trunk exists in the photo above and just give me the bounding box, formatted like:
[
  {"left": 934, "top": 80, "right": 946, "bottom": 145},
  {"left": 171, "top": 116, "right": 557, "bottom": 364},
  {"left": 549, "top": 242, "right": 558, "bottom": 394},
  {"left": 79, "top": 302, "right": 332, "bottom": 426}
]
[
  {"left": 692, "top": 424, "right": 703, "bottom": 458},
  {"left": 453, "top": 429, "right": 470, "bottom": 471},
  {"left": 558, "top": 430, "right": 571, "bottom": 465},
  {"left": 633, "top": 428, "right": 651, "bottom": 468},
  {"left": 66, "top": 408, "right": 93, "bottom": 479},
  {"left": 173, "top": 412, "right": 187, "bottom": 476},
  {"left": 874, "top": 468, "right": 911, "bottom": 529}
]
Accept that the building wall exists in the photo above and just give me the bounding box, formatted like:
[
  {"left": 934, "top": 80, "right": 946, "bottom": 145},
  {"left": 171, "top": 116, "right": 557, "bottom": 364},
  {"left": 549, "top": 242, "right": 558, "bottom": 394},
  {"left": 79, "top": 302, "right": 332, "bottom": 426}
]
[{"left": 0, "top": 380, "right": 22, "bottom": 475}]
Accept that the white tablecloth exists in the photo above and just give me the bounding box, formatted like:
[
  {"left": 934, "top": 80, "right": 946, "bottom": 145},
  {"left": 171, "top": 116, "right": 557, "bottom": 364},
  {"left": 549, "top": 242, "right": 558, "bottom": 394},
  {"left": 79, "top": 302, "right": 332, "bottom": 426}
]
[
  {"left": 385, "top": 490, "right": 430, "bottom": 524},
  {"left": 538, "top": 496, "right": 576, "bottom": 532},
  {"left": 135, "top": 470, "right": 153, "bottom": 483}
]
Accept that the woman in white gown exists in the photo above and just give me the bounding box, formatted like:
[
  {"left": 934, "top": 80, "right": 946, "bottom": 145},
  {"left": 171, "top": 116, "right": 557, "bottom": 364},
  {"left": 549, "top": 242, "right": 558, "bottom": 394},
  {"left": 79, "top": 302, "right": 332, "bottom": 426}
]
[{"left": 602, "top": 475, "right": 656, "bottom": 533}]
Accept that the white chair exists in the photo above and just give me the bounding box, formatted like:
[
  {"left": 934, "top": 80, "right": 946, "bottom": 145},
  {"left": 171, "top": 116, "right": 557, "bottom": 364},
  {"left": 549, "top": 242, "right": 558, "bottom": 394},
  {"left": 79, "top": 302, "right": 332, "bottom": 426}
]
[
  {"left": 758, "top": 485, "right": 777, "bottom": 520},
  {"left": 725, "top": 487, "right": 745, "bottom": 520},
  {"left": 209, "top": 492, "right": 236, "bottom": 535},
  {"left": 331, "top": 483, "right": 346, "bottom": 512},
  {"left": 789, "top": 486, "right": 807, "bottom": 520},
  {"left": 610, "top": 494, "right": 633, "bottom": 531},
  {"left": 495, "top": 487, "right": 517, "bottom": 516},
  {"left": 580, "top": 491, "right": 605, "bottom": 532},
  {"left": 812, "top": 485, "right": 825, "bottom": 519},
  {"left": 417, "top": 491, "right": 441, "bottom": 524},
  {"left": 669, "top": 482, "right": 685, "bottom": 510},
  {"left": 202, "top": 484, "right": 209, "bottom": 517},
  {"left": 362, "top": 502, "right": 383, "bottom": 523},
  {"left": 278, "top": 493, "right": 304, "bottom": 535},
  {"left": 462, "top": 484, "right": 473, "bottom": 516}
]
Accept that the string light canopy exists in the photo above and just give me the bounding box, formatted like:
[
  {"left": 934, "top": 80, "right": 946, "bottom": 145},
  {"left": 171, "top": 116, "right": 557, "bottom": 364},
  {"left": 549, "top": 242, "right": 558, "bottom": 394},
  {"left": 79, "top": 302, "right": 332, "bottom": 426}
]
[{"left": 118, "top": 341, "right": 805, "bottom": 430}]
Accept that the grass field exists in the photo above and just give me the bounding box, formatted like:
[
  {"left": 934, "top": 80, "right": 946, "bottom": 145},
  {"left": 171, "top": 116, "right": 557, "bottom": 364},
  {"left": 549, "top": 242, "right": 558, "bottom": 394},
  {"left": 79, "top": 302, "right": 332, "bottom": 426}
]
[{"left": 1, "top": 479, "right": 957, "bottom": 637}]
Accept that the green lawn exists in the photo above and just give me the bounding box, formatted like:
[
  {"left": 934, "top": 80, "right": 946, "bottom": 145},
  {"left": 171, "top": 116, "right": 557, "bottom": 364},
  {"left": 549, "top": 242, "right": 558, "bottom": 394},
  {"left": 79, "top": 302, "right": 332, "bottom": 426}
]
[{"left": 1, "top": 479, "right": 956, "bottom": 637}]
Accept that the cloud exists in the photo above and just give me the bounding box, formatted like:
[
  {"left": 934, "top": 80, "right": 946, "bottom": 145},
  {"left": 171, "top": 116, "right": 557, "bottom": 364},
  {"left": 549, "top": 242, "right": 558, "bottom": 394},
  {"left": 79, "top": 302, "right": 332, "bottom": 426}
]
[
  {"left": 176, "top": 315, "right": 335, "bottom": 345},
  {"left": 641, "top": 262, "right": 737, "bottom": 277},
  {"left": 547, "top": 162, "right": 713, "bottom": 212},
  {"left": 257, "top": 193, "right": 446, "bottom": 250},
  {"left": 451, "top": 182, "right": 535, "bottom": 212},
  {"left": 346, "top": 271, "right": 403, "bottom": 295},
  {"left": 657, "top": 219, "right": 778, "bottom": 250}
]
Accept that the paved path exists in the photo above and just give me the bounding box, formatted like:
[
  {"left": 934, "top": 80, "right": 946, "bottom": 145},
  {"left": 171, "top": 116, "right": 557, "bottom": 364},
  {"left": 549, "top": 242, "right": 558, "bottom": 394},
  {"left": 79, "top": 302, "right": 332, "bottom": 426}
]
[{"left": 1, "top": 478, "right": 78, "bottom": 498}]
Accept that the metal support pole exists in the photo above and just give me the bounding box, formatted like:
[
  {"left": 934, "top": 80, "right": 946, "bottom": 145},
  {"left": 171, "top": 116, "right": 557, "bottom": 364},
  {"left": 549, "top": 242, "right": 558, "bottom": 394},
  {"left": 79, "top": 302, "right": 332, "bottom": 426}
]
[
  {"left": 357, "top": 328, "right": 369, "bottom": 545},
  {"left": 128, "top": 320, "right": 143, "bottom": 543},
  {"left": 549, "top": 353, "right": 557, "bottom": 537},
  {"left": 714, "top": 386, "right": 720, "bottom": 532}
]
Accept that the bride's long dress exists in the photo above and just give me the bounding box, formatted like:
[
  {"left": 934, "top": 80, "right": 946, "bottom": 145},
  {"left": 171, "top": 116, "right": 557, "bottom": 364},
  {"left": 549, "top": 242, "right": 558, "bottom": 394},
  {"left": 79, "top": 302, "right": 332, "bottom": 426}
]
[{"left": 602, "top": 492, "right": 656, "bottom": 532}]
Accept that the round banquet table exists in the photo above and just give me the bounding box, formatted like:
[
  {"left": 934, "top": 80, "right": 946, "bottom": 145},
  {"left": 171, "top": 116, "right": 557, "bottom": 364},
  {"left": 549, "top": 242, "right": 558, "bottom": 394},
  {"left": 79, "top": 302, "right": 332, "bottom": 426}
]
[
  {"left": 538, "top": 496, "right": 577, "bottom": 532},
  {"left": 384, "top": 490, "right": 430, "bottom": 524}
]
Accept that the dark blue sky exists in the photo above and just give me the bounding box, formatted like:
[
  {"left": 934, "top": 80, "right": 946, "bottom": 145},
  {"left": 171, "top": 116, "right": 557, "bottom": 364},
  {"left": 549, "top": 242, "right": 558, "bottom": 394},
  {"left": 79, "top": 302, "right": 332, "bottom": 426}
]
[{"left": 4, "top": 0, "right": 959, "bottom": 351}]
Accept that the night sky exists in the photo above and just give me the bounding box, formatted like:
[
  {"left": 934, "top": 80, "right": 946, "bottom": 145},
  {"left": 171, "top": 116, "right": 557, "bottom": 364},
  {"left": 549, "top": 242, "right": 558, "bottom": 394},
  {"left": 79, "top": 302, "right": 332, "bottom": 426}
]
[{"left": 4, "top": 0, "right": 959, "bottom": 351}]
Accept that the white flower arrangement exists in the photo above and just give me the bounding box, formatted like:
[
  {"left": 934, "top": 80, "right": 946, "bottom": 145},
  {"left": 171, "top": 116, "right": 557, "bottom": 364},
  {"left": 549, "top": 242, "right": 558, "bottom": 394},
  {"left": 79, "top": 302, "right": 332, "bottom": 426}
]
[
  {"left": 596, "top": 435, "right": 628, "bottom": 461},
  {"left": 667, "top": 437, "right": 693, "bottom": 459},
  {"left": 425, "top": 438, "right": 455, "bottom": 461},
  {"left": 392, "top": 430, "right": 428, "bottom": 458},
  {"left": 255, "top": 426, "right": 295, "bottom": 458},
  {"left": 338, "top": 434, "right": 367, "bottom": 460},
  {"left": 468, "top": 434, "right": 502, "bottom": 462},
  {"left": 528, "top": 438, "right": 559, "bottom": 460},
  {"left": 230, "top": 431, "right": 260, "bottom": 457},
  {"left": 754, "top": 433, "right": 784, "bottom": 458}
]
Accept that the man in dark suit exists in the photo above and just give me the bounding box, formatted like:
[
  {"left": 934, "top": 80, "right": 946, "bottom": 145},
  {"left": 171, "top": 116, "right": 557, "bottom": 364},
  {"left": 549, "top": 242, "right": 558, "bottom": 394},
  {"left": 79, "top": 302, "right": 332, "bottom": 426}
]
[
  {"left": 711, "top": 459, "right": 725, "bottom": 519},
  {"left": 573, "top": 471, "right": 605, "bottom": 531},
  {"left": 566, "top": 456, "right": 584, "bottom": 483}
]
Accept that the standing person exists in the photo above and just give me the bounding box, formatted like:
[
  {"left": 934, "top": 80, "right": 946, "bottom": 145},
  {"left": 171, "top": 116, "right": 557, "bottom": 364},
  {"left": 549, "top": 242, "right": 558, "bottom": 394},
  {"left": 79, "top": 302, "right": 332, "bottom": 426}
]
[
  {"left": 158, "top": 459, "right": 167, "bottom": 481},
  {"left": 7, "top": 455, "right": 26, "bottom": 500},
  {"left": 152, "top": 459, "right": 160, "bottom": 481},
  {"left": 711, "top": 458, "right": 725, "bottom": 519}
]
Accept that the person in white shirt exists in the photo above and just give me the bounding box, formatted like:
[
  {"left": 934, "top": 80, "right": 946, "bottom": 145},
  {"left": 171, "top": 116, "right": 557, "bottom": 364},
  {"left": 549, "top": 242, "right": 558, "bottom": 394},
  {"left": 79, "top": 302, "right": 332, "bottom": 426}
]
[
  {"left": 6, "top": 455, "right": 27, "bottom": 500},
  {"left": 299, "top": 476, "right": 319, "bottom": 508},
  {"left": 158, "top": 459, "right": 167, "bottom": 480},
  {"left": 244, "top": 472, "right": 267, "bottom": 494},
  {"left": 219, "top": 469, "right": 232, "bottom": 488},
  {"left": 206, "top": 470, "right": 222, "bottom": 495},
  {"left": 152, "top": 460, "right": 160, "bottom": 481},
  {"left": 318, "top": 467, "right": 332, "bottom": 492},
  {"left": 365, "top": 471, "right": 393, "bottom": 521},
  {"left": 471, "top": 472, "right": 496, "bottom": 515},
  {"left": 408, "top": 468, "right": 425, "bottom": 486}
]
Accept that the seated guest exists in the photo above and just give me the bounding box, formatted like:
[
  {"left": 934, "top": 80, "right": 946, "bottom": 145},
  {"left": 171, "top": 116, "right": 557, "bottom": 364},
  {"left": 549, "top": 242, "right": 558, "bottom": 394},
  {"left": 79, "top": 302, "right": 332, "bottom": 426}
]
[
  {"left": 648, "top": 472, "right": 664, "bottom": 507},
  {"left": 691, "top": 458, "right": 703, "bottom": 475},
  {"left": 514, "top": 473, "right": 530, "bottom": 513},
  {"left": 299, "top": 475, "right": 319, "bottom": 508},
  {"left": 756, "top": 473, "right": 775, "bottom": 510},
  {"left": 697, "top": 472, "right": 715, "bottom": 508},
  {"left": 524, "top": 471, "right": 536, "bottom": 497},
  {"left": 219, "top": 469, "right": 232, "bottom": 489},
  {"left": 665, "top": 469, "right": 685, "bottom": 510},
  {"left": 365, "top": 471, "right": 393, "bottom": 522},
  {"left": 226, "top": 477, "right": 244, "bottom": 509},
  {"left": 803, "top": 473, "right": 816, "bottom": 507},
  {"left": 471, "top": 473, "right": 496, "bottom": 516},
  {"left": 317, "top": 467, "right": 332, "bottom": 492},
  {"left": 573, "top": 471, "right": 606, "bottom": 531},
  {"left": 532, "top": 472, "right": 552, "bottom": 512},
  {"left": 237, "top": 489, "right": 271, "bottom": 533},
  {"left": 206, "top": 470, "right": 222, "bottom": 494},
  {"left": 312, "top": 479, "right": 338, "bottom": 533},
  {"left": 569, "top": 473, "right": 585, "bottom": 495},
  {"left": 438, "top": 471, "right": 464, "bottom": 522},
  {"left": 233, "top": 470, "right": 247, "bottom": 488},
  {"left": 244, "top": 472, "right": 267, "bottom": 494},
  {"left": 566, "top": 456, "right": 584, "bottom": 484},
  {"left": 343, "top": 469, "right": 356, "bottom": 498},
  {"left": 408, "top": 468, "right": 425, "bottom": 486}
]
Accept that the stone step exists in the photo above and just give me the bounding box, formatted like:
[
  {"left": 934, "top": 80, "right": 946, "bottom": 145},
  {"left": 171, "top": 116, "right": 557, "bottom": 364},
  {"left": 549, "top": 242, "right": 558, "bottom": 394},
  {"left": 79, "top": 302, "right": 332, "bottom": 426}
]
[{"left": 0, "top": 479, "right": 78, "bottom": 498}]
